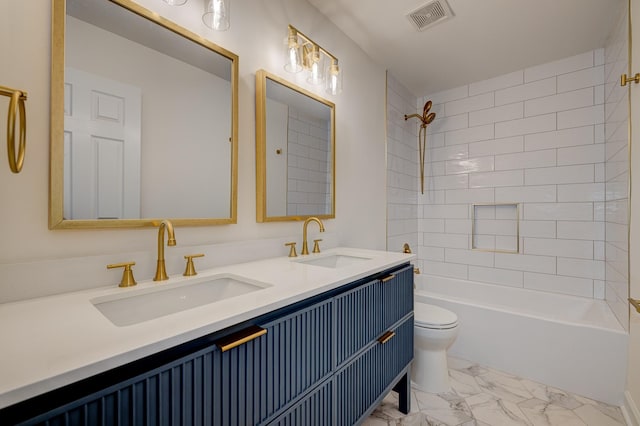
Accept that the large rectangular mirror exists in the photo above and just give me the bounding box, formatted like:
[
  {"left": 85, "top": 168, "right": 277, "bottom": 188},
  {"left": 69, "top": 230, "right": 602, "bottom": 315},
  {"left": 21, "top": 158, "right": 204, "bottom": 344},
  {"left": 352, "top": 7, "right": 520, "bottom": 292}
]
[
  {"left": 49, "top": 0, "right": 238, "bottom": 229},
  {"left": 256, "top": 70, "right": 335, "bottom": 222}
]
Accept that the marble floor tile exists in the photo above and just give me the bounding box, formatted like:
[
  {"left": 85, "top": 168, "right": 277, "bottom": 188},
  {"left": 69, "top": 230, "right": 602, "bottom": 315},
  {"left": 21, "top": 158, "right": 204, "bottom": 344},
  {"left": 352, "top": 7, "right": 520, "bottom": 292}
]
[
  {"left": 517, "top": 398, "right": 587, "bottom": 426},
  {"left": 573, "top": 404, "right": 626, "bottom": 426},
  {"left": 519, "top": 379, "right": 583, "bottom": 410},
  {"left": 466, "top": 393, "right": 532, "bottom": 426},
  {"left": 413, "top": 391, "right": 475, "bottom": 425},
  {"left": 473, "top": 370, "right": 534, "bottom": 403},
  {"left": 366, "top": 357, "right": 625, "bottom": 426}
]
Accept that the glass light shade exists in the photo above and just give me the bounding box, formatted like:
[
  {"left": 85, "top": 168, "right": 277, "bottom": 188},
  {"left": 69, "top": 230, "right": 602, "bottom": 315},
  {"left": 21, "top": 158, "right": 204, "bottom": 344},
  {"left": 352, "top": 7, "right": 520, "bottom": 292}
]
[
  {"left": 306, "top": 45, "right": 325, "bottom": 85},
  {"left": 163, "top": 0, "right": 187, "bottom": 4},
  {"left": 203, "top": 0, "right": 230, "bottom": 31},
  {"left": 284, "top": 31, "right": 303, "bottom": 73},
  {"left": 325, "top": 61, "right": 343, "bottom": 95}
]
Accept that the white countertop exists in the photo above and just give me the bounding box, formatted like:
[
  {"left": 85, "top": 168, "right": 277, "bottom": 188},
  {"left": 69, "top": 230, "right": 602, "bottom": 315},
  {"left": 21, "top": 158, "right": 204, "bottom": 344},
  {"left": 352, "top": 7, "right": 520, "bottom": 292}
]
[{"left": 0, "top": 247, "right": 414, "bottom": 409}]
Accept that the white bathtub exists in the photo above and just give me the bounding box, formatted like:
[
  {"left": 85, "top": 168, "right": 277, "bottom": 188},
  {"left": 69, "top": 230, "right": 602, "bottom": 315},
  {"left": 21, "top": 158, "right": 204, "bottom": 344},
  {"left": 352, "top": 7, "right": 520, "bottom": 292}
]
[{"left": 415, "top": 274, "right": 628, "bottom": 405}]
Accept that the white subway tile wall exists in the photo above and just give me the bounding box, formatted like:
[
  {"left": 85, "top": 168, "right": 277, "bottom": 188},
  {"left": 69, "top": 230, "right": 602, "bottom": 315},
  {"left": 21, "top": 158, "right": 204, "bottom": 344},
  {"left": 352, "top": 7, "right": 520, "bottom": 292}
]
[
  {"left": 386, "top": 6, "right": 628, "bottom": 330},
  {"left": 386, "top": 73, "right": 419, "bottom": 253},
  {"left": 286, "top": 107, "right": 332, "bottom": 216},
  {"left": 417, "top": 49, "right": 610, "bottom": 300}
]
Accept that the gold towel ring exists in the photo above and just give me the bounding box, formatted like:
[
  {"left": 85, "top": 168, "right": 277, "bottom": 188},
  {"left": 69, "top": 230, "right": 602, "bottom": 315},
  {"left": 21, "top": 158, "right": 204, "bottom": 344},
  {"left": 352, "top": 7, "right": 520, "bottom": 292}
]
[{"left": 6, "top": 89, "right": 26, "bottom": 173}]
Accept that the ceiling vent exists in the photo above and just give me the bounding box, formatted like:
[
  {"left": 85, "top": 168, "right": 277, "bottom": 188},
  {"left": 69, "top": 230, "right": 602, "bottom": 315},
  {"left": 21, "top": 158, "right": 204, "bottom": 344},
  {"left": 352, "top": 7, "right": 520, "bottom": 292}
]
[{"left": 407, "top": 0, "right": 455, "bottom": 31}]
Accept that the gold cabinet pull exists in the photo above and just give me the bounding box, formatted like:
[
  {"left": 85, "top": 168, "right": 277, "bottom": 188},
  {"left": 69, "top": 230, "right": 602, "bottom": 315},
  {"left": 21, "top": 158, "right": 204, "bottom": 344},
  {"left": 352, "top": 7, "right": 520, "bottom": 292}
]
[
  {"left": 630, "top": 298, "right": 640, "bottom": 314},
  {"left": 378, "top": 330, "right": 396, "bottom": 344},
  {"left": 216, "top": 325, "right": 267, "bottom": 352},
  {"left": 0, "top": 86, "right": 27, "bottom": 173},
  {"left": 107, "top": 261, "right": 137, "bottom": 287},
  {"left": 183, "top": 253, "right": 204, "bottom": 276},
  {"left": 380, "top": 274, "right": 395, "bottom": 283}
]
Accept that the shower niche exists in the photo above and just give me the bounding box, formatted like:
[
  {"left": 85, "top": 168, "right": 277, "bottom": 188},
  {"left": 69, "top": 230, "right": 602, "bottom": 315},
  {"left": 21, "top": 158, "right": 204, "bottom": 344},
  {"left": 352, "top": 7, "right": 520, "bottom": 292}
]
[{"left": 471, "top": 203, "right": 520, "bottom": 253}]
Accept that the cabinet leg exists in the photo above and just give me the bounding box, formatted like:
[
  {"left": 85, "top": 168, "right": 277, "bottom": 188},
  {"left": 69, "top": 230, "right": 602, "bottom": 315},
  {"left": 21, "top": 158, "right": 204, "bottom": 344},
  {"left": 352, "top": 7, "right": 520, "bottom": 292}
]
[{"left": 392, "top": 372, "right": 411, "bottom": 414}]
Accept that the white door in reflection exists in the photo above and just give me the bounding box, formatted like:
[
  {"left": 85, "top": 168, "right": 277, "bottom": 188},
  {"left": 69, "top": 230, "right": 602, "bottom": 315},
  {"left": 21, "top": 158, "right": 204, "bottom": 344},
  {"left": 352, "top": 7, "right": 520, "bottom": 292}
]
[{"left": 64, "top": 68, "right": 141, "bottom": 220}]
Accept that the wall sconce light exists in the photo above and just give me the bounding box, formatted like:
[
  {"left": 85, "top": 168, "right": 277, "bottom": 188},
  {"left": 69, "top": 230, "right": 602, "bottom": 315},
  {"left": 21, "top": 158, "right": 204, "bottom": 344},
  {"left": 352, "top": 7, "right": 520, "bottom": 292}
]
[
  {"left": 203, "top": 0, "right": 230, "bottom": 31},
  {"left": 284, "top": 25, "right": 342, "bottom": 95}
]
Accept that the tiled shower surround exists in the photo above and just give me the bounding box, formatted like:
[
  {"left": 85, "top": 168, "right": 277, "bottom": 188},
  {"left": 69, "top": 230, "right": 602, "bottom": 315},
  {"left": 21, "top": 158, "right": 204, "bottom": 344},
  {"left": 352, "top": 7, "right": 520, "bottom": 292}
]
[
  {"left": 387, "top": 43, "right": 629, "bottom": 328},
  {"left": 419, "top": 49, "right": 607, "bottom": 300}
]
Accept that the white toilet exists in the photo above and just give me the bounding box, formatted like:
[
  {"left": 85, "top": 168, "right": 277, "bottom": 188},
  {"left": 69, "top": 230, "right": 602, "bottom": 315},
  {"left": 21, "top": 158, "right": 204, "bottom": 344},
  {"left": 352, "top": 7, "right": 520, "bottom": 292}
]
[{"left": 412, "top": 302, "right": 459, "bottom": 393}]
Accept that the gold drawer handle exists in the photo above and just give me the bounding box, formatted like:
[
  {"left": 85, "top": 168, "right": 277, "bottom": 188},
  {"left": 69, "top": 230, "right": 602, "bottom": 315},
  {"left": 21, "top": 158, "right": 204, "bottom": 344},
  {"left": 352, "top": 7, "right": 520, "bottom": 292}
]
[
  {"left": 380, "top": 274, "right": 395, "bottom": 283},
  {"left": 630, "top": 298, "right": 640, "bottom": 314},
  {"left": 378, "top": 330, "right": 395, "bottom": 344},
  {"left": 216, "top": 325, "right": 267, "bottom": 352}
]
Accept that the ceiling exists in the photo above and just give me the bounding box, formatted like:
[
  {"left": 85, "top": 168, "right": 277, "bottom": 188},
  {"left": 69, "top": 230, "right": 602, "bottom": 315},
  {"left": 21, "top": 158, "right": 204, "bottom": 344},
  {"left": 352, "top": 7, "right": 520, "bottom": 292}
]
[{"left": 308, "top": 0, "right": 625, "bottom": 96}]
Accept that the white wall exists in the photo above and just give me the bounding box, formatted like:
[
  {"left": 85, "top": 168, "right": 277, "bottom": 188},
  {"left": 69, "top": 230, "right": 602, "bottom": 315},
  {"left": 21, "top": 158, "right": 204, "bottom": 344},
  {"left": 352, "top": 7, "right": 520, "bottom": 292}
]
[
  {"left": 0, "top": 0, "right": 387, "bottom": 301},
  {"left": 415, "top": 50, "right": 607, "bottom": 299}
]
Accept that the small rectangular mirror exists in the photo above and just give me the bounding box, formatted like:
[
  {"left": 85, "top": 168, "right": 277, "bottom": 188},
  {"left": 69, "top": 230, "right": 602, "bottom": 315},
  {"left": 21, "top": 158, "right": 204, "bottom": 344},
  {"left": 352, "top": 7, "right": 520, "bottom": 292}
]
[{"left": 255, "top": 70, "right": 335, "bottom": 222}]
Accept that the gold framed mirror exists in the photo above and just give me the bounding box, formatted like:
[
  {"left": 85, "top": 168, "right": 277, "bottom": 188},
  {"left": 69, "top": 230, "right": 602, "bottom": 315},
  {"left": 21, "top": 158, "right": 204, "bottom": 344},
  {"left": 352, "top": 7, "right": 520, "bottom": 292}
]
[
  {"left": 256, "top": 70, "right": 335, "bottom": 222},
  {"left": 49, "top": 0, "right": 238, "bottom": 229}
]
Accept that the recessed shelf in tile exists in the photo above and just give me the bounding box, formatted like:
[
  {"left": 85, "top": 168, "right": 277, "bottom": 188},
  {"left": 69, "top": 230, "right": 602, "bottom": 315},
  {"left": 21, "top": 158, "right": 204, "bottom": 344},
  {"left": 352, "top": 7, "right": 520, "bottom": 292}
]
[{"left": 472, "top": 203, "right": 519, "bottom": 253}]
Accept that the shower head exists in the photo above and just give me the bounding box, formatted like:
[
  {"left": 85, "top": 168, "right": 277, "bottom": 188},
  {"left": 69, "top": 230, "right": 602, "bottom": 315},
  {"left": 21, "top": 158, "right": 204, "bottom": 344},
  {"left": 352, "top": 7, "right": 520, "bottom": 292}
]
[{"left": 404, "top": 100, "right": 436, "bottom": 128}]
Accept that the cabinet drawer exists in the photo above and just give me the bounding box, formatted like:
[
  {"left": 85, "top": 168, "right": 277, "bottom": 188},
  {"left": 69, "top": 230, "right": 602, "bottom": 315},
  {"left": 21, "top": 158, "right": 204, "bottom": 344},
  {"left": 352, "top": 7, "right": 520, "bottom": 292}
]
[
  {"left": 265, "top": 379, "right": 333, "bottom": 426},
  {"left": 334, "top": 316, "right": 414, "bottom": 426},
  {"left": 334, "top": 265, "right": 413, "bottom": 365}
]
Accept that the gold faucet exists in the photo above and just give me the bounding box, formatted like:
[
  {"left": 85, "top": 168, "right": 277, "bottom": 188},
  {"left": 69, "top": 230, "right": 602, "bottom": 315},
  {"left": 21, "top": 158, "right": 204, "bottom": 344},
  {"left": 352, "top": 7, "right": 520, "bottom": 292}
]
[
  {"left": 301, "top": 217, "right": 325, "bottom": 255},
  {"left": 154, "top": 219, "right": 176, "bottom": 281}
]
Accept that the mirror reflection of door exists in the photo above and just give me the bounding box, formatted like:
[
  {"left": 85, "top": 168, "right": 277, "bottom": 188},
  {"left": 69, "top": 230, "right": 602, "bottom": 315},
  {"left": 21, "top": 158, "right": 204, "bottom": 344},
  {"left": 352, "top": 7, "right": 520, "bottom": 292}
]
[
  {"left": 266, "top": 98, "right": 288, "bottom": 217},
  {"left": 64, "top": 68, "right": 141, "bottom": 220}
]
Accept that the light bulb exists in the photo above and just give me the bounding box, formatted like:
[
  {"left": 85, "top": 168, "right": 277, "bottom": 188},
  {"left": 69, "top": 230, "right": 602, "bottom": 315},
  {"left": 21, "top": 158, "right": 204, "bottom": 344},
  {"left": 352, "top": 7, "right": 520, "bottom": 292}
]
[
  {"left": 306, "top": 46, "right": 324, "bottom": 85},
  {"left": 163, "top": 0, "right": 187, "bottom": 5},
  {"left": 325, "top": 61, "right": 342, "bottom": 95}
]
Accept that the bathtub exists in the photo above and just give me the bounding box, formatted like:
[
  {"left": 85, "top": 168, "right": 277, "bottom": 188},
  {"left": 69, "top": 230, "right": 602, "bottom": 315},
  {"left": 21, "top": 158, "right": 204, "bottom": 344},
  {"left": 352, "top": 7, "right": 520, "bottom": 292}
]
[{"left": 415, "top": 274, "right": 628, "bottom": 405}]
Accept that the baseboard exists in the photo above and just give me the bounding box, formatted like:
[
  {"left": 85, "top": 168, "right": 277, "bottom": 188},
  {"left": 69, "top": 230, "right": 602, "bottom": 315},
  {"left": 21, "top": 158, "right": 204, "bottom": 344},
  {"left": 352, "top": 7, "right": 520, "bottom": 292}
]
[{"left": 623, "top": 390, "right": 640, "bottom": 426}]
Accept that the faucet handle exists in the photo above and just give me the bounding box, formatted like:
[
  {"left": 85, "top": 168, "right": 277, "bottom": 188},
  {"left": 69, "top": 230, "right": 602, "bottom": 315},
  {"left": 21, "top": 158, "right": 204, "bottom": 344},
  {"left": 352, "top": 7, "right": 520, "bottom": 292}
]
[
  {"left": 285, "top": 242, "right": 298, "bottom": 258},
  {"left": 107, "top": 261, "right": 137, "bottom": 288},
  {"left": 313, "top": 239, "right": 323, "bottom": 253},
  {"left": 184, "top": 253, "right": 205, "bottom": 276}
]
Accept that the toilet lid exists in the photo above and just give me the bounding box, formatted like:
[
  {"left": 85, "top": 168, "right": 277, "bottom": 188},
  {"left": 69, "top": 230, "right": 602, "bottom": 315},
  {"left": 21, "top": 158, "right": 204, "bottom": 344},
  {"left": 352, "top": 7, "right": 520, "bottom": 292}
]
[{"left": 414, "top": 303, "right": 458, "bottom": 328}]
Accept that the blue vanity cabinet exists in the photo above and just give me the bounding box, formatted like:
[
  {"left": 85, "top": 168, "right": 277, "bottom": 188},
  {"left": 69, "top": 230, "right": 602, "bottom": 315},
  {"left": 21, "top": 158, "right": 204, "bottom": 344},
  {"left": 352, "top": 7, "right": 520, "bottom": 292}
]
[{"left": 2, "top": 263, "right": 413, "bottom": 426}]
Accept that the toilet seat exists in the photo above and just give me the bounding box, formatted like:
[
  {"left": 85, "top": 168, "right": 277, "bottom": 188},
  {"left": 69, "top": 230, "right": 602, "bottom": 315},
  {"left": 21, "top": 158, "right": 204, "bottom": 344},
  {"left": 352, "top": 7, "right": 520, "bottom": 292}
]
[{"left": 414, "top": 303, "right": 458, "bottom": 329}]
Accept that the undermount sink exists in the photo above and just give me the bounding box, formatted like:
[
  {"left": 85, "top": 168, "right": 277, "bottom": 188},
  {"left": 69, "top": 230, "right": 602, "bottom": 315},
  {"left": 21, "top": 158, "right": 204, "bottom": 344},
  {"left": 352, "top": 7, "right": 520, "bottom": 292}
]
[
  {"left": 92, "top": 275, "right": 271, "bottom": 327},
  {"left": 294, "top": 254, "right": 372, "bottom": 268}
]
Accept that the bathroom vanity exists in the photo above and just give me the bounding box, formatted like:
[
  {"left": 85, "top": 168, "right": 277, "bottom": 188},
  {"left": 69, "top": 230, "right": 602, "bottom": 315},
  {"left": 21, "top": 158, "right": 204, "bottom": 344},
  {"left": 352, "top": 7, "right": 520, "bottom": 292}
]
[{"left": 0, "top": 248, "right": 414, "bottom": 425}]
